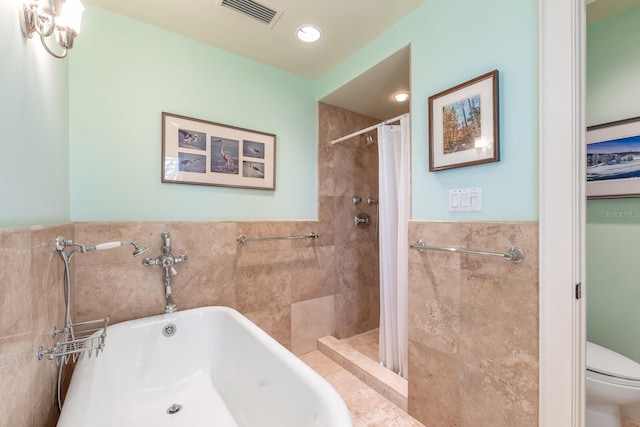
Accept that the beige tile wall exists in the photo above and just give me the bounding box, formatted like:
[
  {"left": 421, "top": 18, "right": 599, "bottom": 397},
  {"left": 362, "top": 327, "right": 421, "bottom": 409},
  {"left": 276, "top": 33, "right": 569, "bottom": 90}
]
[
  {"left": 407, "top": 220, "right": 539, "bottom": 426},
  {"left": 0, "top": 218, "right": 541, "bottom": 427},
  {"left": 0, "top": 223, "right": 74, "bottom": 427},
  {"left": 72, "top": 221, "right": 330, "bottom": 350},
  {"left": 318, "top": 102, "right": 380, "bottom": 339},
  {"left": 72, "top": 216, "right": 376, "bottom": 356}
]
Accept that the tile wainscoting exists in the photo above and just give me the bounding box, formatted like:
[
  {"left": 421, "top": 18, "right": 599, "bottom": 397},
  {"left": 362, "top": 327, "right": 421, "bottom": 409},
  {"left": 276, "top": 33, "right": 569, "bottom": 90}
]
[
  {"left": 408, "top": 220, "right": 539, "bottom": 426},
  {"left": 0, "top": 217, "right": 378, "bottom": 426},
  {"left": 0, "top": 223, "right": 74, "bottom": 427},
  {"left": 72, "top": 220, "right": 361, "bottom": 353},
  {"left": 1, "top": 219, "right": 539, "bottom": 427}
]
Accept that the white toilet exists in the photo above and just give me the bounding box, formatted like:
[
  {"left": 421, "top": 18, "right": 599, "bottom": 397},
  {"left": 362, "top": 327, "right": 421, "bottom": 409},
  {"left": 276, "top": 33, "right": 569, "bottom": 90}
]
[{"left": 586, "top": 341, "right": 640, "bottom": 427}]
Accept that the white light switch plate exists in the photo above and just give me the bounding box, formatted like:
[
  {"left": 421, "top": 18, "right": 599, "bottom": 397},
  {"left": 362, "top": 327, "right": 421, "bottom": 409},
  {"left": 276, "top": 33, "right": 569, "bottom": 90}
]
[{"left": 448, "top": 188, "right": 482, "bottom": 212}]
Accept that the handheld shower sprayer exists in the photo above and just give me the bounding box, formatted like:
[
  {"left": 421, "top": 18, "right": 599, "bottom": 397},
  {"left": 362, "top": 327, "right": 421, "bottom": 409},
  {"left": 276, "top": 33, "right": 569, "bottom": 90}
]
[
  {"left": 55, "top": 237, "right": 149, "bottom": 259},
  {"left": 86, "top": 241, "right": 149, "bottom": 257},
  {"left": 52, "top": 235, "right": 148, "bottom": 410}
]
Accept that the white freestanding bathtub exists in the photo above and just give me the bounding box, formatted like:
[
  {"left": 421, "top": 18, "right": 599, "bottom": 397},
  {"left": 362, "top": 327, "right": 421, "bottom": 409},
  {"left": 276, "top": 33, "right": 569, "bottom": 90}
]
[{"left": 58, "top": 306, "right": 352, "bottom": 427}]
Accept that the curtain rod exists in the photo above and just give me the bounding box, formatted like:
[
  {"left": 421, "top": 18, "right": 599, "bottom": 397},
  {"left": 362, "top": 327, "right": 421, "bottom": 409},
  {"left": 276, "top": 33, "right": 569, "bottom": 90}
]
[{"left": 330, "top": 113, "right": 408, "bottom": 145}]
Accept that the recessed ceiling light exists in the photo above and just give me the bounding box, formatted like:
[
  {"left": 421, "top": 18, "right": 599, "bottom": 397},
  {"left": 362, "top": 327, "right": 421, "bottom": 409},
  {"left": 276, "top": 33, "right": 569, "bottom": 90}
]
[
  {"left": 296, "top": 25, "right": 321, "bottom": 43},
  {"left": 393, "top": 92, "right": 410, "bottom": 102}
]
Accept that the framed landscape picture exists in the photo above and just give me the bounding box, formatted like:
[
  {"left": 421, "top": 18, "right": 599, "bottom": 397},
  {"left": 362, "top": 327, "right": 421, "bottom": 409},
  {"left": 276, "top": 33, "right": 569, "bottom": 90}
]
[
  {"left": 587, "top": 116, "right": 640, "bottom": 199},
  {"left": 428, "top": 70, "right": 499, "bottom": 172},
  {"left": 162, "top": 112, "right": 276, "bottom": 190}
]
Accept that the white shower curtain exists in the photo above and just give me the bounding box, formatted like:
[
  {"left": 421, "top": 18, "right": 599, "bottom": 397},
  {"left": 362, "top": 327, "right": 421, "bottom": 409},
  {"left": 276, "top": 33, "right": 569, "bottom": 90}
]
[{"left": 377, "top": 115, "right": 410, "bottom": 378}]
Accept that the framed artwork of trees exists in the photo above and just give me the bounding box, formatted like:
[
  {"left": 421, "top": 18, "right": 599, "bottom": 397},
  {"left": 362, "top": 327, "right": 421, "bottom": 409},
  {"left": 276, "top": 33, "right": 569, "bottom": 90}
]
[{"left": 428, "top": 70, "right": 499, "bottom": 171}]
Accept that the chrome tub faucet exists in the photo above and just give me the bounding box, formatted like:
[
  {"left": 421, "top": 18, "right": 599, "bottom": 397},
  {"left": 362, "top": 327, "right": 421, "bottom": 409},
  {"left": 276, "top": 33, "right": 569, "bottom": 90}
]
[{"left": 142, "top": 232, "right": 188, "bottom": 313}]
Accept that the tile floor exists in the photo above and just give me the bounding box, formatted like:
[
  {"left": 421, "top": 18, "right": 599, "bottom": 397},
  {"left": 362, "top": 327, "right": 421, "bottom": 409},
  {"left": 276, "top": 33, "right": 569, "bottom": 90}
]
[
  {"left": 624, "top": 416, "right": 640, "bottom": 427},
  {"left": 300, "top": 350, "right": 423, "bottom": 427},
  {"left": 342, "top": 328, "right": 380, "bottom": 362},
  {"left": 306, "top": 330, "right": 640, "bottom": 427}
]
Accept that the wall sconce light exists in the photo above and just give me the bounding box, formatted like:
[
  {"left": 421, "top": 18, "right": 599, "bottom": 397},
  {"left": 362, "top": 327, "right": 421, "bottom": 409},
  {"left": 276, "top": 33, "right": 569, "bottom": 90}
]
[{"left": 19, "top": 0, "right": 85, "bottom": 59}]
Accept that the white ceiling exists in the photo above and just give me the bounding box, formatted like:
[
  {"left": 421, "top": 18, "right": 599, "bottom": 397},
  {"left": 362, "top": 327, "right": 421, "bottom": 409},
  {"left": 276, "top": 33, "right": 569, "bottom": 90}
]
[
  {"left": 82, "top": 0, "right": 427, "bottom": 80},
  {"left": 320, "top": 45, "right": 411, "bottom": 120},
  {"left": 81, "top": 0, "right": 639, "bottom": 121}
]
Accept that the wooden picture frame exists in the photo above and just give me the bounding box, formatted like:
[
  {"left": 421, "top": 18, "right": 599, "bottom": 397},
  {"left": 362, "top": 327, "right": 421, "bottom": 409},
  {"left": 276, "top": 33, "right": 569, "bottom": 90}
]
[
  {"left": 428, "top": 70, "right": 499, "bottom": 172},
  {"left": 162, "top": 112, "right": 276, "bottom": 190}
]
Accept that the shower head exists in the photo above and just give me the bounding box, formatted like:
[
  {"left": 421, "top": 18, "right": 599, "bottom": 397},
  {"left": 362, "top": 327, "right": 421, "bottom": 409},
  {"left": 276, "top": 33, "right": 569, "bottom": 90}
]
[
  {"left": 129, "top": 242, "right": 149, "bottom": 257},
  {"left": 364, "top": 135, "right": 375, "bottom": 147}
]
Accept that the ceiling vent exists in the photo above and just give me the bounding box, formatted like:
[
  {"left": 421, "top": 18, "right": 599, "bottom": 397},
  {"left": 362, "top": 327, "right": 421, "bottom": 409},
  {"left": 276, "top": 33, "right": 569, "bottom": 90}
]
[{"left": 217, "top": 0, "right": 284, "bottom": 28}]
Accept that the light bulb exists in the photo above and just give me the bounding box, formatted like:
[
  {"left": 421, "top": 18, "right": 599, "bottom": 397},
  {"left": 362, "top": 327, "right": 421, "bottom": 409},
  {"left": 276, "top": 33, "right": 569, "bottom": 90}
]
[
  {"left": 296, "top": 25, "right": 321, "bottom": 43},
  {"left": 393, "top": 92, "right": 410, "bottom": 102},
  {"left": 55, "top": 0, "right": 84, "bottom": 33}
]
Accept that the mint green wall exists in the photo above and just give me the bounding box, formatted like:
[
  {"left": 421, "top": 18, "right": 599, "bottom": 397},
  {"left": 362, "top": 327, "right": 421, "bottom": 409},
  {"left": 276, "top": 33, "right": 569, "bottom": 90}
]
[
  {"left": 0, "top": 2, "right": 70, "bottom": 227},
  {"left": 587, "top": 200, "right": 640, "bottom": 362},
  {"left": 5, "top": 0, "right": 538, "bottom": 225},
  {"left": 318, "top": 0, "right": 539, "bottom": 221},
  {"left": 586, "top": 4, "right": 640, "bottom": 362},
  {"left": 587, "top": 5, "right": 640, "bottom": 126},
  {"left": 69, "top": 7, "right": 317, "bottom": 221}
]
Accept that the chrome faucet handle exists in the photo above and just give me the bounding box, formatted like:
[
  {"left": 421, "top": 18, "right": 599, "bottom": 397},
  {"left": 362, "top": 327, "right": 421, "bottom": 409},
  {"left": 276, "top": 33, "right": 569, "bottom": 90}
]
[
  {"left": 142, "top": 257, "right": 160, "bottom": 267},
  {"left": 144, "top": 231, "right": 186, "bottom": 314},
  {"left": 161, "top": 232, "right": 171, "bottom": 253},
  {"left": 174, "top": 254, "right": 188, "bottom": 263},
  {"left": 142, "top": 251, "right": 187, "bottom": 268}
]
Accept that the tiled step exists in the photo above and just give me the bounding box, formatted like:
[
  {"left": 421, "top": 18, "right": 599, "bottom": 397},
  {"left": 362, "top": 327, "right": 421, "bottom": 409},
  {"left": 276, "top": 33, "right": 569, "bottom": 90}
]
[
  {"left": 317, "top": 335, "right": 408, "bottom": 411},
  {"left": 300, "top": 351, "right": 423, "bottom": 427}
]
